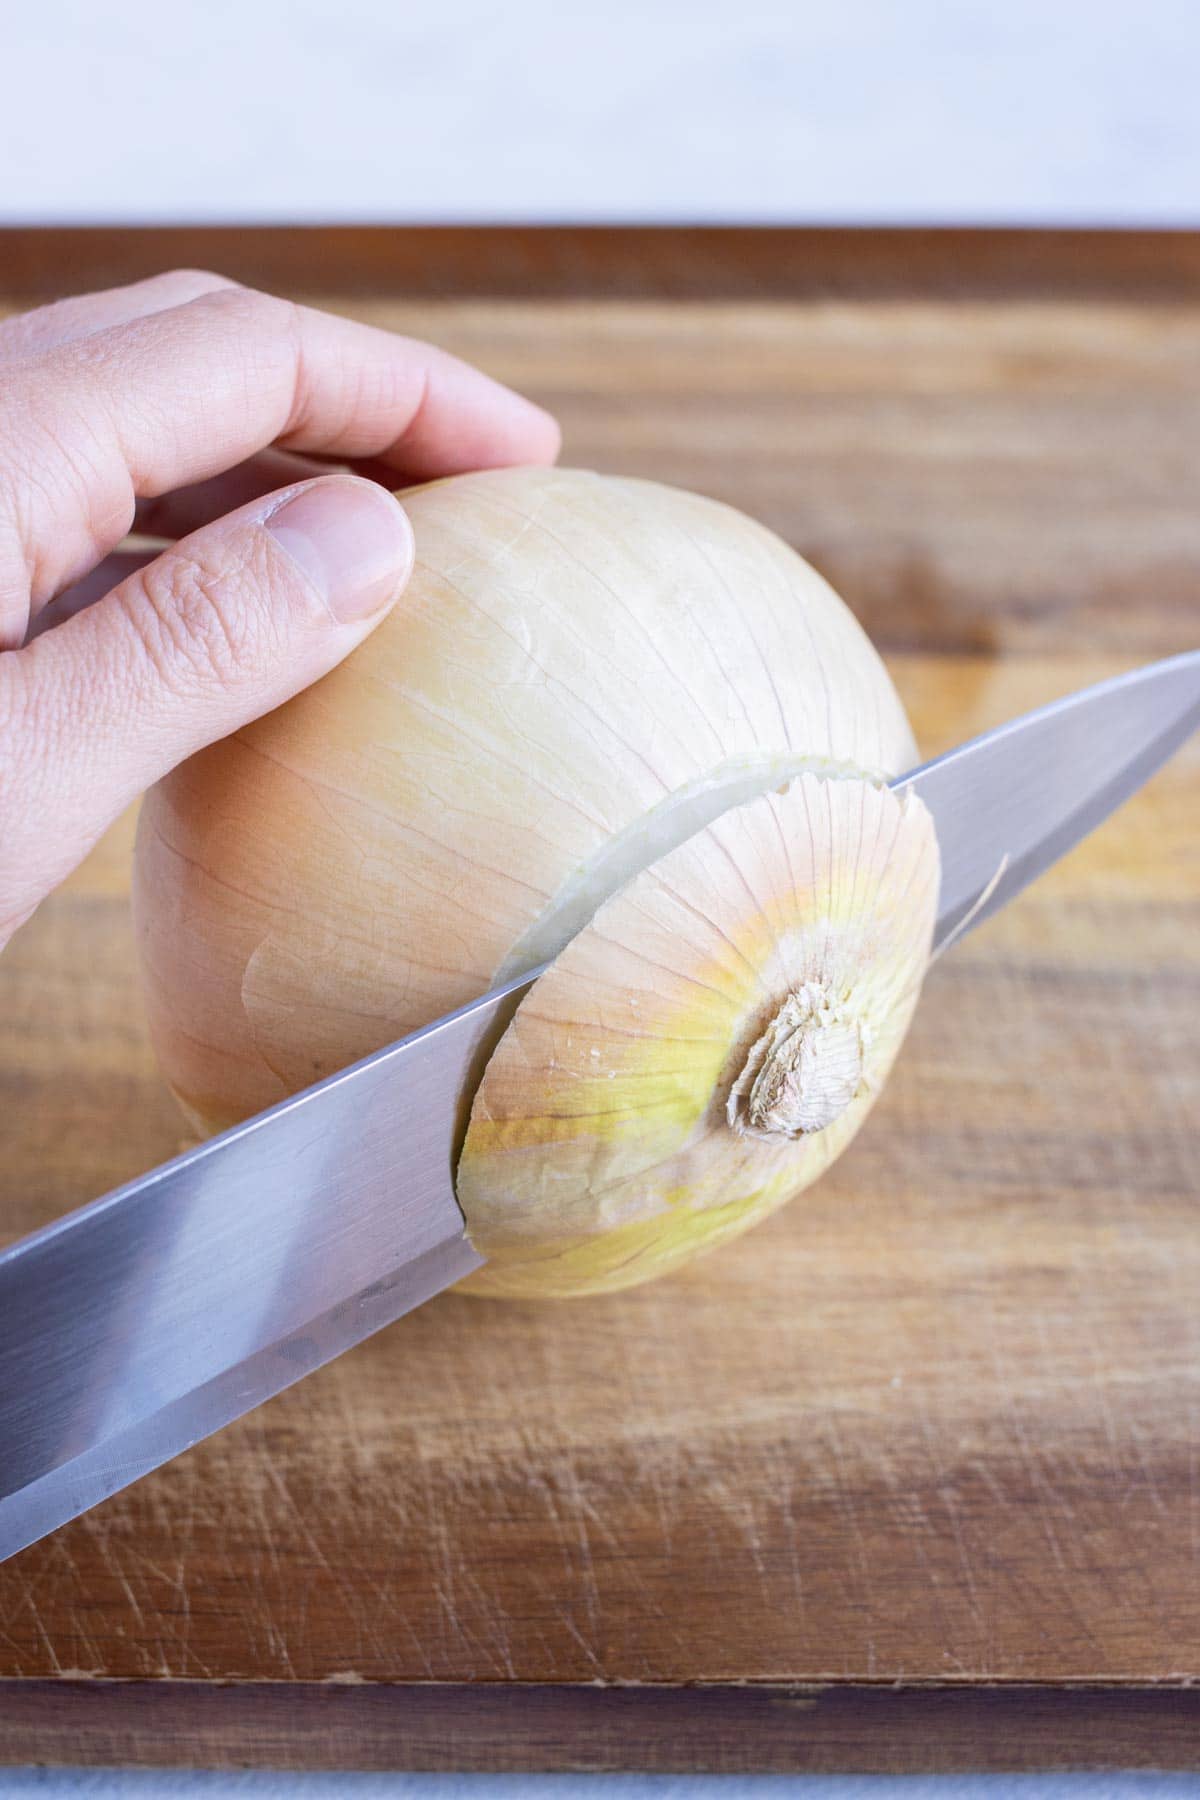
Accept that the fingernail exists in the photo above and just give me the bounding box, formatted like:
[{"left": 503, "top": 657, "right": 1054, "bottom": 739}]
[{"left": 265, "top": 478, "right": 414, "bottom": 623}]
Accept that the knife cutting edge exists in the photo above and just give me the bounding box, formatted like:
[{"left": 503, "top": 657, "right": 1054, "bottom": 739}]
[{"left": 1, "top": 649, "right": 1197, "bottom": 1562}]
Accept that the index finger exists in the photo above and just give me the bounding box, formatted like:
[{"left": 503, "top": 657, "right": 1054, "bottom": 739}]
[{"left": 3, "top": 281, "right": 561, "bottom": 619}]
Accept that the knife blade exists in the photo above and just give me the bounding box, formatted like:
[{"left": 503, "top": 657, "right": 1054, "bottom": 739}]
[
  {"left": 912, "top": 649, "right": 1200, "bottom": 954},
  {"left": 0, "top": 968, "right": 541, "bottom": 1564},
  {"left": 1, "top": 650, "right": 1197, "bottom": 1561}
]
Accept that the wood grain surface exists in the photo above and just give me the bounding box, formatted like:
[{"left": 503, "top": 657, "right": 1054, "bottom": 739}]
[
  {"left": 0, "top": 230, "right": 1198, "bottom": 1770},
  {"left": 4, "top": 226, "right": 1200, "bottom": 303}
]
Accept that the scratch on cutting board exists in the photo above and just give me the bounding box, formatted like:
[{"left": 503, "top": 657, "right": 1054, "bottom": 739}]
[
  {"left": 264, "top": 1619, "right": 296, "bottom": 1678},
  {"left": 519, "top": 1461, "right": 603, "bottom": 1635},
  {"left": 765, "top": 1441, "right": 809, "bottom": 1632},
  {"left": 821, "top": 1408, "right": 873, "bottom": 1602},
  {"left": 911, "top": 1384, "right": 988, "bottom": 1652},
  {"left": 1127, "top": 1411, "right": 1170, "bottom": 1521},
  {"left": 709, "top": 1467, "right": 769, "bottom": 1586},
  {"left": 554, "top": 1604, "right": 605, "bottom": 1675},
  {"left": 412, "top": 1454, "right": 520, "bottom": 1679},
  {"left": 260, "top": 1460, "right": 390, "bottom": 1671},
  {"left": 451, "top": 1563, "right": 518, "bottom": 1679},
  {"left": 420, "top": 1460, "right": 472, "bottom": 1675},
  {"left": 558, "top": 1453, "right": 616, "bottom": 1632},
  {"left": 111, "top": 1561, "right": 147, "bottom": 1633},
  {"left": 149, "top": 1555, "right": 210, "bottom": 1680},
  {"left": 869, "top": 1435, "right": 968, "bottom": 1681},
  {"left": 983, "top": 1303, "right": 1106, "bottom": 1661},
  {"left": 33, "top": 1613, "right": 68, "bottom": 1678},
  {"left": 644, "top": 1446, "right": 680, "bottom": 1558},
  {"left": 1079, "top": 1301, "right": 1122, "bottom": 1471}
]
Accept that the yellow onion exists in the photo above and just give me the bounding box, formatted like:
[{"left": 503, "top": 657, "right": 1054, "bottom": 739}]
[{"left": 133, "top": 467, "right": 939, "bottom": 1297}]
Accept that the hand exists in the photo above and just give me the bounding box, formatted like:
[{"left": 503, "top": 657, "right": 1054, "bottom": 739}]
[{"left": 0, "top": 269, "right": 559, "bottom": 951}]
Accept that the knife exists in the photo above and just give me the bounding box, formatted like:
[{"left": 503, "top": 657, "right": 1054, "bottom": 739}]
[{"left": 1, "top": 651, "right": 1197, "bottom": 1563}]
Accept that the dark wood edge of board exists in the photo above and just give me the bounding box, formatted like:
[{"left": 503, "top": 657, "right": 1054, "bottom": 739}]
[
  {"left": 4, "top": 1680, "right": 1200, "bottom": 1772},
  {"left": 2, "top": 226, "right": 1198, "bottom": 303}
]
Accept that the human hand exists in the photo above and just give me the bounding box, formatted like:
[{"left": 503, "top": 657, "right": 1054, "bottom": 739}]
[{"left": 0, "top": 269, "right": 560, "bottom": 950}]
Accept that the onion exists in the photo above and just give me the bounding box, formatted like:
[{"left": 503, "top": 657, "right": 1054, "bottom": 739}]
[{"left": 133, "top": 467, "right": 939, "bottom": 1297}]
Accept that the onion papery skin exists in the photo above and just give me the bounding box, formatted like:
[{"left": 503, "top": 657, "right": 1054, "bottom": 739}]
[{"left": 132, "top": 467, "right": 930, "bottom": 1295}]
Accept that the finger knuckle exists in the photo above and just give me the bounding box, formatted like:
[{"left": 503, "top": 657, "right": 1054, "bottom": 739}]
[
  {"left": 121, "top": 546, "right": 269, "bottom": 699},
  {"left": 0, "top": 370, "right": 134, "bottom": 609},
  {"left": 197, "top": 282, "right": 290, "bottom": 332},
  {"left": 155, "top": 266, "right": 239, "bottom": 298},
  {"left": 190, "top": 284, "right": 298, "bottom": 391}
]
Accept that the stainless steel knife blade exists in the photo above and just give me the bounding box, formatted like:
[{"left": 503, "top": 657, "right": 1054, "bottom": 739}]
[
  {"left": 1, "top": 649, "right": 1196, "bottom": 1562},
  {"left": 902, "top": 650, "right": 1200, "bottom": 951},
  {"left": 0, "top": 968, "right": 540, "bottom": 1562}
]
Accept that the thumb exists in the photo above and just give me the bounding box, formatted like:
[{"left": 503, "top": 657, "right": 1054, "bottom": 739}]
[{"left": 1, "top": 476, "right": 413, "bottom": 939}]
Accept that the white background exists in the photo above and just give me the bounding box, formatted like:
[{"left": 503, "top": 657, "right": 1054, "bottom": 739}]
[{"left": 1, "top": 0, "right": 1197, "bottom": 224}]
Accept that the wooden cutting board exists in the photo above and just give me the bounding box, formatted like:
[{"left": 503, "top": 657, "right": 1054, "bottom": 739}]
[{"left": 1, "top": 229, "right": 1198, "bottom": 1773}]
